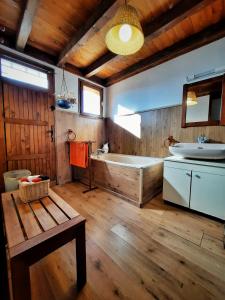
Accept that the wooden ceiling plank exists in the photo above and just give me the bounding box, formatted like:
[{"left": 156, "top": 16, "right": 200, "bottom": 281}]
[
  {"left": 83, "top": 0, "right": 213, "bottom": 78},
  {"left": 57, "top": 0, "right": 117, "bottom": 66},
  {"left": 105, "top": 21, "right": 225, "bottom": 86},
  {"left": 142, "top": 0, "right": 213, "bottom": 38},
  {"left": 16, "top": 0, "right": 40, "bottom": 50}
]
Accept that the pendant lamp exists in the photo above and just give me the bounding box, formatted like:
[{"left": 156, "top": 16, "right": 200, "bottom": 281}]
[
  {"left": 105, "top": 1, "right": 144, "bottom": 55},
  {"left": 187, "top": 91, "right": 197, "bottom": 106}
]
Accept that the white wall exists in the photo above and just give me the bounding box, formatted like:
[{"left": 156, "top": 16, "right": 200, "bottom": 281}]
[
  {"left": 0, "top": 44, "right": 106, "bottom": 115},
  {"left": 107, "top": 38, "right": 225, "bottom": 118}
]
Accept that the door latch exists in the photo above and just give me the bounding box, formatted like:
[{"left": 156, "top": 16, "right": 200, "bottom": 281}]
[{"left": 47, "top": 125, "right": 55, "bottom": 142}]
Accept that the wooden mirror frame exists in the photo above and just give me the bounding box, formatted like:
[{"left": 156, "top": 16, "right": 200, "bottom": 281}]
[{"left": 181, "top": 75, "right": 225, "bottom": 128}]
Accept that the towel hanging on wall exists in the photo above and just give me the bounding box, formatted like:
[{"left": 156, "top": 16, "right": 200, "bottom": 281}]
[{"left": 70, "top": 142, "right": 89, "bottom": 168}]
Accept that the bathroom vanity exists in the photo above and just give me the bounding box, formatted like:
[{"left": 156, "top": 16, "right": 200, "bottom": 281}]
[{"left": 163, "top": 156, "right": 225, "bottom": 220}]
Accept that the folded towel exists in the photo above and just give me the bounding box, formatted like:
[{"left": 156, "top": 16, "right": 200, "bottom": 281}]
[{"left": 70, "top": 142, "right": 89, "bottom": 168}]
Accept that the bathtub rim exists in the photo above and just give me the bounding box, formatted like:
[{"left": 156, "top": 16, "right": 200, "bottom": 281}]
[{"left": 91, "top": 153, "right": 163, "bottom": 169}]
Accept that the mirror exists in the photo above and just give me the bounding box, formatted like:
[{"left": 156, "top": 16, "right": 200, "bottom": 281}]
[{"left": 182, "top": 75, "right": 225, "bottom": 127}]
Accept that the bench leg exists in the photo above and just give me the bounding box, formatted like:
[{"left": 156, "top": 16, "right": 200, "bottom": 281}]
[
  {"left": 0, "top": 244, "right": 9, "bottom": 300},
  {"left": 75, "top": 223, "right": 86, "bottom": 291},
  {"left": 11, "top": 258, "right": 31, "bottom": 300}
]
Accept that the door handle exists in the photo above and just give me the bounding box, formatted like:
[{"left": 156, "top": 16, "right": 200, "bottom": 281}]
[
  {"left": 47, "top": 125, "right": 55, "bottom": 142},
  {"left": 195, "top": 174, "right": 201, "bottom": 179},
  {"left": 186, "top": 172, "right": 191, "bottom": 177}
]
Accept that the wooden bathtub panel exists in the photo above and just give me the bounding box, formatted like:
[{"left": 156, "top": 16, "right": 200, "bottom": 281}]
[
  {"left": 92, "top": 160, "right": 140, "bottom": 202},
  {"left": 142, "top": 163, "right": 163, "bottom": 204},
  {"left": 73, "top": 158, "right": 163, "bottom": 206}
]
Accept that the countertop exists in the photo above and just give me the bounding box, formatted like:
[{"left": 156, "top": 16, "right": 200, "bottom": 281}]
[{"left": 164, "top": 156, "right": 225, "bottom": 168}]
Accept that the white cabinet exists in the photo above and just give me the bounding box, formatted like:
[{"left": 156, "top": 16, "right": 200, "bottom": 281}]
[
  {"left": 163, "top": 157, "right": 225, "bottom": 220},
  {"left": 163, "top": 167, "right": 191, "bottom": 207},
  {"left": 190, "top": 171, "right": 225, "bottom": 220}
]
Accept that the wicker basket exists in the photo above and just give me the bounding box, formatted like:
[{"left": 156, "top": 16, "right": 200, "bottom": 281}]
[{"left": 19, "top": 180, "right": 50, "bottom": 203}]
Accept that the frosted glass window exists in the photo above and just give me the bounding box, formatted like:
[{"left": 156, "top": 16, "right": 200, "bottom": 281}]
[
  {"left": 80, "top": 80, "right": 103, "bottom": 117},
  {"left": 1, "top": 58, "right": 48, "bottom": 89}
]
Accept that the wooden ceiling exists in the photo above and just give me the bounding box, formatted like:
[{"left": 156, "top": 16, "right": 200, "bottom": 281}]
[{"left": 0, "top": 0, "right": 225, "bottom": 86}]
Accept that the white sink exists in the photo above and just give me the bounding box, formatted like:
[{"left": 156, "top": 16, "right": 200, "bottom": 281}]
[{"left": 169, "top": 143, "right": 225, "bottom": 160}]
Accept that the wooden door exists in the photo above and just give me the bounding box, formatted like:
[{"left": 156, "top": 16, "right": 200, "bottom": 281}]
[{"left": 1, "top": 81, "right": 56, "bottom": 188}]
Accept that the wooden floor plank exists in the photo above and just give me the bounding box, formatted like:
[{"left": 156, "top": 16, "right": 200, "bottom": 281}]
[
  {"left": 86, "top": 239, "right": 153, "bottom": 300},
  {"left": 152, "top": 227, "right": 225, "bottom": 281},
  {"left": 34, "top": 242, "right": 77, "bottom": 300},
  {"left": 201, "top": 233, "right": 225, "bottom": 259},
  {"left": 159, "top": 209, "right": 204, "bottom": 245}
]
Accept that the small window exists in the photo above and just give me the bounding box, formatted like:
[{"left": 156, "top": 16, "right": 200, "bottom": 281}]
[
  {"left": 0, "top": 58, "right": 48, "bottom": 89},
  {"left": 79, "top": 79, "right": 103, "bottom": 118}
]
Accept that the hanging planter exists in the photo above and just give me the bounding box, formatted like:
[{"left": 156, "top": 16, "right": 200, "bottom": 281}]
[{"left": 56, "top": 68, "right": 76, "bottom": 109}]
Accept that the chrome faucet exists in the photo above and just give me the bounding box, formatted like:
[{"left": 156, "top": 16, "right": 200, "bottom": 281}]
[{"left": 197, "top": 135, "right": 209, "bottom": 144}]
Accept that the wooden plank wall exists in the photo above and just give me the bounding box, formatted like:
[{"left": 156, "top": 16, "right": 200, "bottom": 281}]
[
  {"left": 106, "top": 105, "right": 225, "bottom": 157},
  {"left": 0, "top": 84, "right": 7, "bottom": 191},
  {"left": 55, "top": 110, "right": 105, "bottom": 184}
]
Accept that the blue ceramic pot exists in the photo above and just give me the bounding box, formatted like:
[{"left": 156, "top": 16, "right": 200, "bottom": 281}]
[{"left": 56, "top": 99, "right": 71, "bottom": 109}]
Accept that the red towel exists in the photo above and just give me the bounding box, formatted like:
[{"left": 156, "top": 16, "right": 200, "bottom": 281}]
[{"left": 70, "top": 142, "right": 89, "bottom": 168}]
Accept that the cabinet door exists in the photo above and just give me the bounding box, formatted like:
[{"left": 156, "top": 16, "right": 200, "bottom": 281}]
[
  {"left": 190, "top": 171, "right": 225, "bottom": 220},
  {"left": 163, "top": 167, "right": 191, "bottom": 207}
]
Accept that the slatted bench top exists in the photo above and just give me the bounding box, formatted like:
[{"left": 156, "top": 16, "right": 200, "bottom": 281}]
[{"left": 1, "top": 188, "right": 85, "bottom": 258}]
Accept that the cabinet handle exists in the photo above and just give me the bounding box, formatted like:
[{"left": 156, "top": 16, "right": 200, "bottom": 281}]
[
  {"left": 186, "top": 172, "right": 191, "bottom": 177},
  {"left": 195, "top": 174, "right": 201, "bottom": 179}
]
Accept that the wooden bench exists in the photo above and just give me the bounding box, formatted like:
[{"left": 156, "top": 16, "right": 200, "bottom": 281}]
[{"left": 1, "top": 188, "right": 86, "bottom": 300}]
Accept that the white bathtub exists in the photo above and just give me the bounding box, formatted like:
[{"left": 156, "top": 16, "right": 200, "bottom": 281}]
[
  {"left": 91, "top": 153, "right": 163, "bottom": 168},
  {"left": 91, "top": 153, "right": 163, "bottom": 207}
]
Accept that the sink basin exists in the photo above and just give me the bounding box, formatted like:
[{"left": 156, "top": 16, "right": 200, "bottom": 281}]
[{"left": 169, "top": 143, "right": 225, "bottom": 160}]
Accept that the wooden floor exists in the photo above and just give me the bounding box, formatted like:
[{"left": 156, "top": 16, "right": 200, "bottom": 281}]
[{"left": 28, "top": 183, "right": 225, "bottom": 300}]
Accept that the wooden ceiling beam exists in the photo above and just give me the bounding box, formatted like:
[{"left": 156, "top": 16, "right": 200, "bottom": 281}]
[
  {"left": 83, "top": 0, "right": 213, "bottom": 78},
  {"left": 16, "top": 0, "right": 40, "bottom": 51},
  {"left": 105, "top": 21, "right": 225, "bottom": 86},
  {"left": 57, "top": 0, "right": 117, "bottom": 66}
]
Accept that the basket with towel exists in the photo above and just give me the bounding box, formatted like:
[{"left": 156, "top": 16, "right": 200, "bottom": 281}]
[{"left": 19, "top": 175, "right": 50, "bottom": 203}]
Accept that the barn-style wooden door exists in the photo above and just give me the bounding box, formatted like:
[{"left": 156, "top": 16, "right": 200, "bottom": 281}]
[{"left": 1, "top": 81, "right": 56, "bottom": 184}]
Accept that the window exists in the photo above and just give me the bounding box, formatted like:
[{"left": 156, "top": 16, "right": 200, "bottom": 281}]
[
  {"left": 79, "top": 79, "right": 103, "bottom": 118},
  {"left": 0, "top": 58, "right": 49, "bottom": 89}
]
